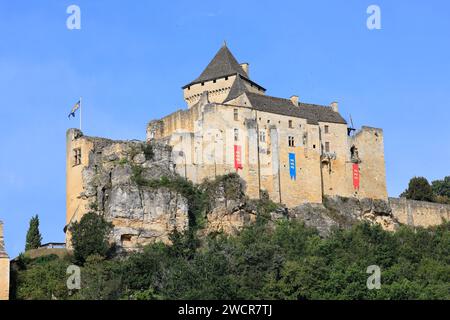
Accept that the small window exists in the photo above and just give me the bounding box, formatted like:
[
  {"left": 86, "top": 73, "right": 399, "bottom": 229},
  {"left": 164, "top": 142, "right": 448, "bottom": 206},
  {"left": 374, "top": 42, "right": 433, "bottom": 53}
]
[
  {"left": 288, "top": 136, "right": 295, "bottom": 147},
  {"left": 324, "top": 125, "right": 329, "bottom": 134},
  {"left": 233, "top": 108, "right": 239, "bottom": 121},
  {"left": 225, "top": 76, "right": 228, "bottom": 81},
  {"left": 259, "top": 131, "right": 266, "bottom": 143},
  {"left": 187, "top": 86, "right": 191, "bottom": 90},
  {"left": 267, "top": 119, "right": 270, "bottom": 124},
  {"left": 213, "top": 79, "right": 216, "bottom": 83},
  {"left": 73, "top": 148, "right": 81, "bottom": 166},
  {"left": 325, "top": 142, "right": 330, "bottom": 152},
  {"left": 234, "top": 128, "right": 239, "bottom": 141},
  {"left": 201, "top": 82, "right": 205, "bottom": 86},
  {"left": 288, "top": 120, "right": 293, "bottom": 128}
]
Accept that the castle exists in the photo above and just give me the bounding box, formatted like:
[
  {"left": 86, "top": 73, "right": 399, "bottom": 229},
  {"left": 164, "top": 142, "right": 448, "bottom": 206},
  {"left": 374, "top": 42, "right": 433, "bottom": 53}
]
[
  {"left": 65, "top": 44, "right": 449, "bottom": 248},
  {"left": 146, "top": 44, "right": 387, "bottom": 207}
]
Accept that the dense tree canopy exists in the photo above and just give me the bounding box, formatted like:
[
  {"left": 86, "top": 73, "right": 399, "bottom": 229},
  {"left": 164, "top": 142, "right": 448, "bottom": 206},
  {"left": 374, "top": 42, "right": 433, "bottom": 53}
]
[
  {"left": 12, "top": 220, "right": 450, "bottom": 300},
  {"left": 401, "top": 177, "right": 435, "bottom": 202},
  {"left": 401, "top": 176, "right": 450, "bottom": 204}
]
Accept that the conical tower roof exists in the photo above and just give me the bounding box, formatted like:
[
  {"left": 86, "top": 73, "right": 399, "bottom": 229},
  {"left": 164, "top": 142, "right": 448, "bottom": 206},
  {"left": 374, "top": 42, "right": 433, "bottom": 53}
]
[{"left": 183, "top": 44, "right": 249, "bottom": 88}]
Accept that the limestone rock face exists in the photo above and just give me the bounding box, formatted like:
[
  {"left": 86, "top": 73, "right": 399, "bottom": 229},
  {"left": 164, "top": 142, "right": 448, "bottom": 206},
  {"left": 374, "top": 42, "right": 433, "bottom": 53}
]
[
  {"left": 201, "top": 176, "right": 398, "bottom": 238},
  {"left": 201, "top": 175, "right": 257, "bottom": 235},
  {"left": 288, "top": 196, "right": 398, "bottom": 236},
  {"left": 74, "top": 139, "right": 188, "bottom": 252}
]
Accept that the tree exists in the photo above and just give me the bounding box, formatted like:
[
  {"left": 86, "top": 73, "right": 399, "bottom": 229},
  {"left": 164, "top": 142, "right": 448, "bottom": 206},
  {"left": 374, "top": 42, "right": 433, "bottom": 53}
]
[
  {"left": 25, "top": 215, "right": 43, "bottom": 251},
  {"left": 431, "top": 176, "right": 450, "bottom": 204},
  {"left": 401, "top": 177, "right": 434, "bottom": 202},
  {"left": 69, "top": 212, "right": 113, "bottom": 265}
]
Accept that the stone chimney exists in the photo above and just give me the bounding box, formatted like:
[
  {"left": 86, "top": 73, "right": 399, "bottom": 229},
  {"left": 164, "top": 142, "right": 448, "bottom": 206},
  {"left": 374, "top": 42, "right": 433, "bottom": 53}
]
[
  {"left": 240, "top": 63, "right": 249, "bottom": 76},
  {"left": 290, "top": 95, "right": 299, "bottom": 106},
  {"left": 330, "top": 101, "right": 338, "bottom": 112}
]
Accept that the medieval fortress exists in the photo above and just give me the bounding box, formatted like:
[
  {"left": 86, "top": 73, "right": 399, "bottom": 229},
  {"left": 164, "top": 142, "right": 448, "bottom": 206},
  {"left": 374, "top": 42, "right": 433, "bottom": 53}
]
[
  {"left": 147, "top": 44, "right": 386, "bottom": 207},
  {"left": 63, "top": 44, "right": 449, "bottom": 250},
  {"left": 1, "top": 45, "right": 448, "bottom": 300}
]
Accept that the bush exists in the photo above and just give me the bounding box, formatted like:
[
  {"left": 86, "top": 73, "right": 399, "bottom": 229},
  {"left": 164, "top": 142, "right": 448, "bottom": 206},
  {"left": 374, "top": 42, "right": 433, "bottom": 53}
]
[{"left": 68, "top": 212, "right": 113, "bottom": 265}]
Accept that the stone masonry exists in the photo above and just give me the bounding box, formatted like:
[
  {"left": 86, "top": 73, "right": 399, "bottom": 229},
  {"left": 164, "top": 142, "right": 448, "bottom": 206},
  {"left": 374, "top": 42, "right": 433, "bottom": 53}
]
[{"left": 0, "top": 221, "right": 9, "bottom": 300}]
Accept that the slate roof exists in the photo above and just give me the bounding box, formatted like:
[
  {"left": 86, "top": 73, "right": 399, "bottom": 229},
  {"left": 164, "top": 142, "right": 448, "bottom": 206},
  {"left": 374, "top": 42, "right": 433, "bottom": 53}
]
[
  {"left": 183, "top": 44, "right": 249, "bottom": 88},
  {"left": 244, "top": 92, "right": 347, "bottom": 125},
  {"left": 224, "top": 75, "right": 249, "bottom": 103}
]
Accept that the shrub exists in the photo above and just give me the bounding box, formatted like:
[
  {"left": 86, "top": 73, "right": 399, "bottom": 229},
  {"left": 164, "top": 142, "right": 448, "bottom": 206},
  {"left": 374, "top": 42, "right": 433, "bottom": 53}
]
[{"left": 69, "top": 212, "right": 113, "bottom": 265}]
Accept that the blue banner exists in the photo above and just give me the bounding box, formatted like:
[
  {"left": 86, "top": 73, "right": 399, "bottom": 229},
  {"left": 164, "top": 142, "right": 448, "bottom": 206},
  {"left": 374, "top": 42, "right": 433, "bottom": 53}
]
[{"left": 289, "top": 153, "right": 296, "bottom": 180}]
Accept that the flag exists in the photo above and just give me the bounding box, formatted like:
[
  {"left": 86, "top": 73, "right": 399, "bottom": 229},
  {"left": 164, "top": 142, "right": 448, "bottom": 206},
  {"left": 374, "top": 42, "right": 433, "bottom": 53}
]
[
  {"left": 234, "top": 145, "right": 243, "bottom": 170},
  {"left": 68, "top": 99, "right": 81, "bottom": 118},
  {"left": 352, "top": 163, "right": 360, "bottom": 190},
  {"left": 289, "top": 153, "right": 296, "bottom": 180}
]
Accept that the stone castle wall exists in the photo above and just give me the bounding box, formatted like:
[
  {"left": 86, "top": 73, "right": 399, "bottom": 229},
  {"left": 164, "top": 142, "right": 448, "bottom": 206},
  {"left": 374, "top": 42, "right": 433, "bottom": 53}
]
[
  {"left": 389, "top": 197, "right": 450, "bottom": 227},
  {"left": 146, "top": 94, "right": 388, "bottom": 208}
]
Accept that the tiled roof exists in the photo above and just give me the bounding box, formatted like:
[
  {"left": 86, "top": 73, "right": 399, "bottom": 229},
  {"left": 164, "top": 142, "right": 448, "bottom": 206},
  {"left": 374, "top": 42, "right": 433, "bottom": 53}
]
[
  {"left": 244, "top": 92, "right": 347, "bottom": 125},
  {"left": 183, "top": 45, "right": 248, "bottom": 88}
]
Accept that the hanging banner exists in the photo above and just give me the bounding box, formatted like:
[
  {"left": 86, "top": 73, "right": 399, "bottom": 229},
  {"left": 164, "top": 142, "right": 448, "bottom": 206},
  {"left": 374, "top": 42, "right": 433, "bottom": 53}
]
[
  {"left": 289, "top": 153, "right": 296, "bottom": 180},
  {"left": 234, "top": 145, "right": 243, "bottom": 170},
  {"left": 352, "top": 163, "right": 360, "bottom": 189}
]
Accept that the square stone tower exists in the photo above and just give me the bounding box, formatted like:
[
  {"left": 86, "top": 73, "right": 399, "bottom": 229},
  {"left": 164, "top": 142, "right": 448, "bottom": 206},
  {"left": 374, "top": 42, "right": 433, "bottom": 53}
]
[{"left": 0, "top": 221, "right": 10, "bottom": 300}]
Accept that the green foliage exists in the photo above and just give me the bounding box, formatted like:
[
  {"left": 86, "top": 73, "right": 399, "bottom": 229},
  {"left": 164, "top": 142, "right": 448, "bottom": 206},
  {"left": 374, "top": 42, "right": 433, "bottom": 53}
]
[
  {"left": 68, "top": 212, "right": 113, "bottom": 265},
  {"left": 431, "top": 176, "right": 450, "bottom": 204},
  {"left": 25, "top": 215, "right": 42, "bottom": 251},
  {"left": 12, "top": 221, "right": 450, "bottom": 300},
  {"left": 401, "top": 176, "right": 435, "bottom": 202},
  {"left": 13, "top": 254, "right": 71, "bottom": 300},
  {"left": 400, "top": 175, "right": 450, "bottom": 204}
]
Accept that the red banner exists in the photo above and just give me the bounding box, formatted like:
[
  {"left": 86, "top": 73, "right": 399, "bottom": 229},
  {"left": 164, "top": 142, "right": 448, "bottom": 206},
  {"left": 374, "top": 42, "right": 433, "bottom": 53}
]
[
  {"left": 352, "top": 163, "right": 360, "bottom": 190},
  {"left": 234, "top": 145, "right": 243, "bottom": 170}
]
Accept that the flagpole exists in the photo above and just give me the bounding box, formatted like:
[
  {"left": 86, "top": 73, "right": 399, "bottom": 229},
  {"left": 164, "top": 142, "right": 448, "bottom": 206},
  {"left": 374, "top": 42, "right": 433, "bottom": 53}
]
[{"left": 79, "top": 97, "right": 82, "bottom": 131}]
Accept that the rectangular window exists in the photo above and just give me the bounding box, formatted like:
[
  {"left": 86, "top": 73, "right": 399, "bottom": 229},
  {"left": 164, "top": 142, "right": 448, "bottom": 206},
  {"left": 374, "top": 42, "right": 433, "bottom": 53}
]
[
  {"left": 73, "top": 148, "right": 81, "bottom": 166},
  {"left": 325, "top": 142, "right": 330, "bottom": 152},
  {"left": 324, "top": 125, "right": 329, "bottom": 134},
  {"left": 233, "top": 108, "right": 239, "bottom": 121},
  {"left": 288, "top": 120, "right": 293, "bottom": 128},
  {"left": 288, "top": 136, "right": 295, "bottom": 147},
  {"left": 259, "top": 130, "right": 266, "bottom": 143},
  {"left": 234, "top": 128, "right": 239, "bottom": 142}
]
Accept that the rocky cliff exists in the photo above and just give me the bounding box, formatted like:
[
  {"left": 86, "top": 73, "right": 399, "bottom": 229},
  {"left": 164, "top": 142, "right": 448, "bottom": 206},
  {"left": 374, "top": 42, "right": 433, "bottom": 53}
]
[{"left": 75, "top": 137, "right": 189, "bottom": 252}]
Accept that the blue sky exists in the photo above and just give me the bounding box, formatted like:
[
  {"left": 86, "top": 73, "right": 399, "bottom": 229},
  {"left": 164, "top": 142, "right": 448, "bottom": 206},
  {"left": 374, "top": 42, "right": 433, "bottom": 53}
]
[{"left": 0, "top": 0, "right": 449, "bottom": 258}]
